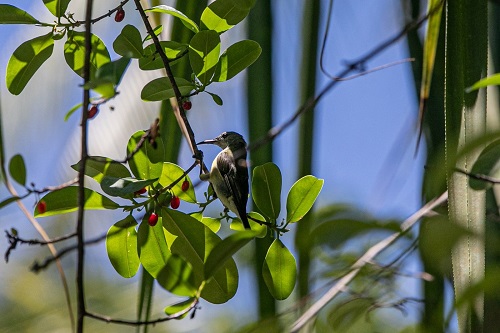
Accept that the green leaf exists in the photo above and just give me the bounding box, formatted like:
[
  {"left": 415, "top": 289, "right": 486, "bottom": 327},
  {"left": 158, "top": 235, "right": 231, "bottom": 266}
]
[
  {"left": 252, "top": 162, "right": 282, "bottom": 220},
  {"left": 64, "top": 31, "right": 110, "bottom": 80},
  {"left": 204, "top": 230, "right": 256, "bottom": 280},
  {"left": 164, "top": 298, "right": 196, "bottom": 318},
  {"left": 139, "top": 41, "right": 188, "bottom": 71},
  {"left": 6, "top": 32, "right": 54, "bottom": 95},
  {"left": 162, "top": 208, "right": 238, "bottom": 304},
  {"left": 144, "top": 25, "right": 163, "bottom": 42},
  {"left": 113, "top": 25, "right": 144, "bottom": 58},
  {"left": 213, "top": 40, "right": 261, "bottom": 82},
  {"left": 469, "top": 139, "right": 500, "bottom": 190},
  {"left": 201, "top": 216, "right": 221, "bottom": 233},
  {"left": 106, "top": 215, "right": 140, "bottom": 278},
  {"left": 200, "top": 0, "right": 251, "bottom": 33},
  {"left": 101, "top": 177, "right": 157, "bottom": 198},
  {"left": 0, "top": 4, "right": 39, "bottom": 24},
  {"left": 286, "top": 175, "right": 323, "bottom": 223},
  {"left": 141, "top": 77, "right": 195, "bottom": 101},
  {"left": 466, "top": 73, "right": 500, "bottom": 93},
  {"left": 127, "top": 131, "right": 164, "bottom": 180},
  {"left": 157, "top": 255, "right": 197, "bottom": 296},
  {"left": 230, "top": 211, "right": 267, "bottom": 238},
  {"left": 64, "top": 102, "right": 82, "bottom": 121},
  {"left": 83, "top": 57, "right": 131, "bottom": 98},
  {"left": 0, "top": 196, "right": 21, "bottom": 209},
  {"left": 8, "top": 154, "right": 26, "bottom": 186},
  {"left": 207, "top": 91, "right": 223, "bottom": 105},
  {"left": 42, "top": 0, "right": 71, "bottom": 18},
  {"left": 262, "top": 239, "right": 296, "bottom": 300},
  {"left": 71, "top": 156, "right": 131, "bottom": 182},
  {"left": 137, "top": 215, "right": 172, "bottom": 278},
  {"left": 146, "top": 5, "right": 199, "bottom": 33},
  {"left": 158, "top": 162, "right": 196, "bottom": 203},
  {"left": 189, "top": 30, "right": 221, "bottom": 85},
  {"left": 34, "top": 187, "right": 119, "bottom": 217}
]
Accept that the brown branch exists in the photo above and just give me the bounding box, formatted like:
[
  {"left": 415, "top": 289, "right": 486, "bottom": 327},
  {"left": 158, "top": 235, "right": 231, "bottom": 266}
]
[{"left": 133, "top": 0, "right": 205, "bottom": 166}]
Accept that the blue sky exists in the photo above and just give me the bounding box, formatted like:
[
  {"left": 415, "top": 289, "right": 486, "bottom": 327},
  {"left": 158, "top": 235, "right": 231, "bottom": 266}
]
[{"left": 0, "top": 1, "right": 428, "bottom": 331}]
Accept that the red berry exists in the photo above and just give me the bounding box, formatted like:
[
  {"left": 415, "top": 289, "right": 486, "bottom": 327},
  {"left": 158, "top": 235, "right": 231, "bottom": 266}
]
[
  {"left": 170, "top": 196, "right": 180, "bottom": 209},
  {"left": 37, "top": 201, "right": 47, "bottom": 214},
  {"left": 181, "top": 180, "right": 189, "bottom": 192},
  {"left": 135, "top": 187, "right": 147, "bottom": 196},
  {"left": 182, "top": 101, "right": 192, "bottom": 110},
  {"left": 115, "top": 8, "right": 125, "bottom": 22},
  {"left": 148, "top": 213, "right": 158, "bottom": 226},
  {"left": 88, "top": 105, "right": 98, "bottom": 119}
]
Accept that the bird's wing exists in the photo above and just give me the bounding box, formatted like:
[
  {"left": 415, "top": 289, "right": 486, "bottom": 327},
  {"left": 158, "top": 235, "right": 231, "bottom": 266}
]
[{"left": 216, "top": 150, "right": 249, "bottom": 226}]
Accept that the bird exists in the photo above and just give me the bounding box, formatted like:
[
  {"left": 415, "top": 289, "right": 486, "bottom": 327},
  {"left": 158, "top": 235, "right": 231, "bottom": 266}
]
[{"left": 197, "top": 131, "right": 250, "bottom": 229}]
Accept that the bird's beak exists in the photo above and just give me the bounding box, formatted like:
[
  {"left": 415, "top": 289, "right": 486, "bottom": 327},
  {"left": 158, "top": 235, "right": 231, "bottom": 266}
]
[{"left": 197, "top": 139, "right": 217, "bottom": 145}]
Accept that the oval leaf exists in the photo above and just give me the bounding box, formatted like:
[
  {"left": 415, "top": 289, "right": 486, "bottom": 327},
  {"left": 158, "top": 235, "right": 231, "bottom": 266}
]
[
  {"left": 71, "top": 156, "right": 131, "bottom": 182},
  {"left": 146, "top": 5, "right": 199, "bottom": 33},
  {"left": 162, "top": 208, "right": 238, "bottom": 304},
  {"left": 0, "top": 4, "right": 40, "bottom": 24},
  {"left": 213, "top": 40, "right": 261, "bottom": 82},
  {"left": 64, "top": 31, "right": 110, "bottom": 79},
  {"left": 230, "top": 211, "right": 267, "bottom": 238},
  {"left": 164, "top": 297, "right": 196, "bottom": 318},
  {"left": 262, "top": 239, "right": 296, "bottom": 300},
  {"left": 252, "top": 162, "right": 282, "bottom": 220},
  {"left": 189, "top": 30, "right": 221, "bottom": 85},
  {"left": 34, "top": 187, "right": 119, "bottom": 217},
  {"left": 106, "top": 215, "right": 140, "bottom": 278},
  {"left": 6, "top": 32, "right": 54, "bottom": 95},
  {"left": 286, "top": 175, "right": 323, "bottom": 223},
  {"left": 141, "top": 77, "right": 195, "bottom": 101},
  {"left": 200, "top": 0, "right": 250, "bottom": 33},
  {"left": 158, "top": 162, "right": 197, "bottom": 203},
  {"left": 9, "top": 154, "right": 26, "bottom": 186},
  {"left": 113, "top": 24, "right": 144, "bottom": 58},
  {"left": 127, "top": 131, "right": 165, "bottom": 180},
  {"left": 137, "top": 215, "right": 172, "bottom": 278}
]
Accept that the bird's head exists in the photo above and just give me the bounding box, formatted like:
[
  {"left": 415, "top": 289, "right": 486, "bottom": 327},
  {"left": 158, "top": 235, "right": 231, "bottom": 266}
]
[{"left": 198, "top": 131, "right": 247, "bottom": 150}]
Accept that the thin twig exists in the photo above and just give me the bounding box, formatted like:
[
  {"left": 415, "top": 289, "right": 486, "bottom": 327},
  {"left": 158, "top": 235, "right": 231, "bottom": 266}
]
[
  {"left": 454, "top": 168, "right": 500, "bottom": 184},
  {"left": 289, "top": 191, "right": 448, "bottom": 332}
]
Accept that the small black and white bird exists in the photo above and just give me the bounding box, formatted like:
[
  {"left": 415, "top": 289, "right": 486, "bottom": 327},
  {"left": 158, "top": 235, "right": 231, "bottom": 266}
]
[{"left": 198, "top": 132, "right": 250, "bottom": 229}]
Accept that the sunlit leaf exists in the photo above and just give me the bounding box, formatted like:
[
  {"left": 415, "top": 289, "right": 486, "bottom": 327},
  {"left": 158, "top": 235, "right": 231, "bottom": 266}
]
[
  {"left": 6, "top": 32, "right": 54, "bottom": 95},
  {"left": 286, "top": 175, "right": 323, "bottom": 223},
  {"left": 8, "top": 154, "right": 26, "bottom": 186},
  {"left": 127, "top": 131, "right": 164, "bottom": 180},
  {"left": 42, "top": 0, "right": 71, "bottom": 18},
  {"left": 157, "top": 254, "right": 197, "bottom": 296},
  {"left": 139, "top": 41, "right": 188, "bottom": 71},
  {"left": 189, "top": 30, "right": 220, "bottom": 85},
  {"left": 252, "top": 162, "right": 282, "bottom": 220},
  {"left": 262, "top": 239, "right": 296, "bottom": 300},
  {"left": 213, "top": 40, "right": 261, "bottom": 82},
  {"left": 64, "top": 31, "right": 110, "bottom": 80},
  {"left": 230, "top": 212, "right": 267, "bottom": 238},
  {"left": 200, "top": 0, "right": 251, "bottom": 33},
  {"left": 141, "top": 77, "right": 195, "bottom": 101},
  {"left": 106, "top": 215, "right": 140, "bottom": 278},
  {"left": 137, "top": 215, "right": 172, "bottom": 278},
  {"left": 146, "top": 5, "right": 199, "bottom": 33},
  {"left": 158, "top": 162, "right": 196, "bottom": 203},
  {"left": 83, "top": 57, "right": 131, "bottom": 98},
  {"left": 466, "top": 73, "right": 500, "bottom": 93},
  {"left": 34, "top": 187, "right": 119, "bottom": 217},
  {"left": 0, "top": 4, "right": 40, "bottom": 24},
  {"left": 164, "top": 297, "right": 196, "bottom": 319}
]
